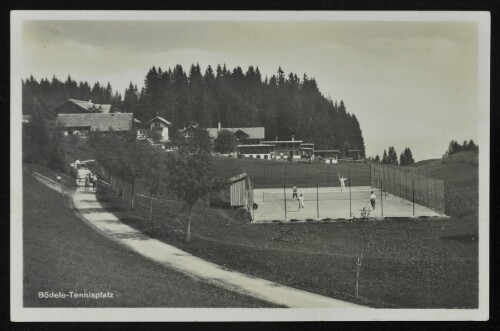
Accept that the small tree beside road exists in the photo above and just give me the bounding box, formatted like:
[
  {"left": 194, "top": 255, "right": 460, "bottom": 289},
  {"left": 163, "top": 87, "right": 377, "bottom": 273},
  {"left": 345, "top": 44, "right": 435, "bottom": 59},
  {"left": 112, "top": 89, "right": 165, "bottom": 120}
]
[
  {"left": 167, "top": 148, "right": 225, "bottom": 242},
  {"left": 141, "top": 146, "right": 170, "bottom": 225}
]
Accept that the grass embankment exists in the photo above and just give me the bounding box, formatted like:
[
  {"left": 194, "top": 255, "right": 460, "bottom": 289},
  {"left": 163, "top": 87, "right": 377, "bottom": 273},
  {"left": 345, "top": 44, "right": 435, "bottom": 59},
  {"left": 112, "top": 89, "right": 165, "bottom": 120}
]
[
  {"left": 212, "top": 156, "right": 371, "bottom": 188},
  {"left": 411, "top": 151, "right": 479, "bottom": 234},
  {"left": 23, "top": 170, "right": 274, "bottom": 307},
  {"left": 98, "top": 183, "right": 478, "bottom": 308}
]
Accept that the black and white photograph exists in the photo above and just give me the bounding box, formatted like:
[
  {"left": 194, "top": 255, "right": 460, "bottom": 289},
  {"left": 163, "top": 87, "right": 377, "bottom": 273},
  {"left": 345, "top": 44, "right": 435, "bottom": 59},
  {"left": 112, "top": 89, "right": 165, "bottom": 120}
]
[{"left": 10, "top": 11, "right": 490, "bottom": 321}]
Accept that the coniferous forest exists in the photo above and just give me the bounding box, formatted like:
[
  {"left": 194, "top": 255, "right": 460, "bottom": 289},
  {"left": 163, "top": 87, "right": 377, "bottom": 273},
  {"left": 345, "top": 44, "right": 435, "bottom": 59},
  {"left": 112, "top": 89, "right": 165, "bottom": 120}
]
[{"left": 22, "top": 64, "right": 365, "bottom": 154}]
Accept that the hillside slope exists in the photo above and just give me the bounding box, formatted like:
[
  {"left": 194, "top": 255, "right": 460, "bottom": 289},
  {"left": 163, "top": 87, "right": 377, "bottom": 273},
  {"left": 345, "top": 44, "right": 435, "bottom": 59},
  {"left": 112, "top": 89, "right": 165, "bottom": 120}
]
[{"left": 411, "top": 151, "right": 479, "bottom": 190}]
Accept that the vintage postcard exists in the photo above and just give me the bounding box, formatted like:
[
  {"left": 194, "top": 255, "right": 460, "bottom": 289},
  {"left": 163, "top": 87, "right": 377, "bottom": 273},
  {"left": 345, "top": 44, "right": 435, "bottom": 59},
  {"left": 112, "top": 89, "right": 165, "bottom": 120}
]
[{"left": 10, "top": 10, "right": 490, "bottom": 321}]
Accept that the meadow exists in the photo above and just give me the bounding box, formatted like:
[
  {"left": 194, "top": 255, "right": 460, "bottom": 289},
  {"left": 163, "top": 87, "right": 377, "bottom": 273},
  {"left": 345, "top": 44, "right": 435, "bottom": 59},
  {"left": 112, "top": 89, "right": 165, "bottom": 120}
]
[{"left": 51, "top": 138, "right": 479, "bottom": 308}]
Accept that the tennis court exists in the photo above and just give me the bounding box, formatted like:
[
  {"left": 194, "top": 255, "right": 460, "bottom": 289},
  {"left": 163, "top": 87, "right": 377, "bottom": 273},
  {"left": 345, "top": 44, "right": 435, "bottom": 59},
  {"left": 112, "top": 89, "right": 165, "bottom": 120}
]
[{"left": 251, "top": 186, "right": 446, "bottom": 222}]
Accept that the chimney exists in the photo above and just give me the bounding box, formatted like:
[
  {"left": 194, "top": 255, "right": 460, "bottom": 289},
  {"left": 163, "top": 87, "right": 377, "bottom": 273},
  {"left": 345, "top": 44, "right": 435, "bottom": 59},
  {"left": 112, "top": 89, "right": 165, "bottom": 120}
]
[
  {"left": 292, "top": 135, "right": 294, "bottom": 141},
  {"left": 218, "top": 121, "right": 221, "bottom": 130}
]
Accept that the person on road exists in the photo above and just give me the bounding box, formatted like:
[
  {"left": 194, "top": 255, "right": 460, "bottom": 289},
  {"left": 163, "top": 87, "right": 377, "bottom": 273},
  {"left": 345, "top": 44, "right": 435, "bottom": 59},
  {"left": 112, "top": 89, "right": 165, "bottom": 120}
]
[
  {"left": 89, "top": 173, "right": 97, "bottom": 192},
  {"left": 297, "top": 194, "right": 305, "bottom": 211},
  {"left": 75, "top": 158, "right": 81, "bottom": 169},
  {"left": 339, "top": 175, "right": 347, "bottom": 191},
  {"left": 84, "top": 173, "right": 90, "bottom": 190},
  {"left": 370, "top": 191, "right": 376, "bottom": 210},
  {"left": 292, "top": 185, "right": 298, "bottom": 199}
]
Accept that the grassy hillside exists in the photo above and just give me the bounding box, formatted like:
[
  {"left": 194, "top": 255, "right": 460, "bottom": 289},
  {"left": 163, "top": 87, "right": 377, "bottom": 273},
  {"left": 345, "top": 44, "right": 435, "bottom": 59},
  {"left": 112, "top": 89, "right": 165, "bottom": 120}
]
[
  {"left": 97, "top": 180, "right": 478, "bottom": 308},
  {"left": 23, "top": 170, "right": 273, "bottom": 307},
  {"left": 29, "top": 137, "right": 478, "bottom": 308},
  {"left": 404, "top": 151, "right": 479, "bottom": 229},
  {"left": 410, "top": 151, "right": 478, "bottom": 187}
]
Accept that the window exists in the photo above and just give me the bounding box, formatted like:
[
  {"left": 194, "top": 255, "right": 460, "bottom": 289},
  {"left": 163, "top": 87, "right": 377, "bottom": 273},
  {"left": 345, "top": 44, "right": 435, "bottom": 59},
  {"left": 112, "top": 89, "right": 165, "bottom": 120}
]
[
  {"left": 257, "top": 155, "right": 261, "bottom": 159},
  {"left": 264, "top": 155, "right": 268, "bottom": 159}
]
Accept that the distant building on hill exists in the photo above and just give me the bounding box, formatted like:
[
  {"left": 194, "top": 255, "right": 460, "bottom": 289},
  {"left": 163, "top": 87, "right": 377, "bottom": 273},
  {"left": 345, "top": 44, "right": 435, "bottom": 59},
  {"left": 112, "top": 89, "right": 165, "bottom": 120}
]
[
  {"left": 56, "top": 113, "right": 133, "bottom": 137},
  {"left": 177, "top": 122, "right": 200, "bottom": 139},
  {"left": 206, "top": 122, "right": 265, "bottom": 145},
  {"left": 52, "top": 99, "right": 113, "bottom": 114},
  {"left": 300, "top": 143, "right": 315, "bottom": 159},
  {"left": 314, "top": 149, "right": 341, "bottom": 159},
  {"left": 136, "top": 115, "right": 172, "bottom": 142},
  {"left": 237, "top": 144, "right": 275, "bottom": 159},
  {"left": 261, "top": 136, "right": 303, "bottom": 160},
  {"left": 346, "top": 149, "right": 362, "bottom": 160}
]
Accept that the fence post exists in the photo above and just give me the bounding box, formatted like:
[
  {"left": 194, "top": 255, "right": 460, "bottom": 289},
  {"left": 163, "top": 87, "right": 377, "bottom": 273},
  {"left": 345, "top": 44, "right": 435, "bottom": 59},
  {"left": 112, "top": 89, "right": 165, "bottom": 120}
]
[
  {"left": 412, "top": 171, "right": 415, "bottom": 216},
  {"left": 283, "top": 183, "right": 287, "bottom": 221},
  {"left": 434, "top": 179, "right": 437, "bottom": 212},
  {"left": 327, "top": 166, "right": 330, "bottom": 187},
  {"left": 380, "top": 180, "right": 383, "bottom": 218},
  {"left": 405, "top": 171, "right": 408, "bottom": 200},
  {"left": 306, "top": 164, "right": 308, "bottom": 184},
  {"left": 284, "top": 164, "right": 287, "bottom": 184},
  {"left": 349, "top": 176, "right": 352, "bottom": 218},
  {"left": 263, "top": 166, "right": 266, "bottom": 187},
  {"left": 393, "top": 168, "right": 396, "bottom": 195},
  {"left": 426, "top": 176, "right": 429, "bottom": 208},
  {"left": 369, "top": 164, "right": 372, "bottom": 187},
  {"left": 317, "top": 183, "right": 319, "bottom": 219}
]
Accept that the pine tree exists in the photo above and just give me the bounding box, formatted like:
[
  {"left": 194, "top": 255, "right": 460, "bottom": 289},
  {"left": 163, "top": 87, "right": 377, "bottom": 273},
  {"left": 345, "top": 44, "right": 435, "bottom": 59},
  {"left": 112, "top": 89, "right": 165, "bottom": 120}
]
[{"left": 382, "top": 150, "right": 388, "bottom": 164}]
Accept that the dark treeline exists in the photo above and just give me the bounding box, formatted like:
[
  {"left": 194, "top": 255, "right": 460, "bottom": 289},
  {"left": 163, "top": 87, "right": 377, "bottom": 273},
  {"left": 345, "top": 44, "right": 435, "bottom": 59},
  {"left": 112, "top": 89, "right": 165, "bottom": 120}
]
[
  {"left": 444, "top": 140, "right": 478, "bottom": 156},
  {"left": 23, "top": 64, "right": 365, "bottom": 153}
]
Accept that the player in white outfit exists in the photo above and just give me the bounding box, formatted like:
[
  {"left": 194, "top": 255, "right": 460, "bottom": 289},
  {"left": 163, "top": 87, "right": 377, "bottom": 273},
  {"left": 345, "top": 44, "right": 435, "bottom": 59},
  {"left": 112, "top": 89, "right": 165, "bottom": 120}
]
[
  {"left": 339, "top": 175, "right": 347, "bottom": 191},
  {"left": 297, "top": 194, "right": 305, "bottom": 211}
]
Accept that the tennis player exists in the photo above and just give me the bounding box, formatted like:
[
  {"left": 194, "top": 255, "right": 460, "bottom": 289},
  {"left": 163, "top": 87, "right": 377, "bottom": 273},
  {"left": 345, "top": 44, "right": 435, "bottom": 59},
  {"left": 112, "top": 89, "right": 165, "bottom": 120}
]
[
  {"left": 339, "top": 175, "right": 347, "bottom": 191},
  {"left": 292, "top": 185, "right": 298, "bottom": 199},
  {"left": 370, "top": 191, "right": 376, "bottom": 210},
  {"left": 297, "top": 194, "right": 305, "bottom": 211}
]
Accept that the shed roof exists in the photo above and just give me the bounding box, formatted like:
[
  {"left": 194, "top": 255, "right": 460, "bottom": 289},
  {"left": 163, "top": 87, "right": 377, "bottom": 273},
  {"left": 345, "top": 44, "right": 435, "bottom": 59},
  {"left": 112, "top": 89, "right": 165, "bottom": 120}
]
[{"left": 56, "top": 113, "right": 133, "bottom": 132}]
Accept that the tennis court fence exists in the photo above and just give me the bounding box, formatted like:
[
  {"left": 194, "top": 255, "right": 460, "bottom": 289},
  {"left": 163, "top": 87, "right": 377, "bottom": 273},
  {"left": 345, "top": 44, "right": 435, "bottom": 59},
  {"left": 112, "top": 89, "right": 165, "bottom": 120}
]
[{"left": 370, "top": 163, "right": 446, "bottom": 214}]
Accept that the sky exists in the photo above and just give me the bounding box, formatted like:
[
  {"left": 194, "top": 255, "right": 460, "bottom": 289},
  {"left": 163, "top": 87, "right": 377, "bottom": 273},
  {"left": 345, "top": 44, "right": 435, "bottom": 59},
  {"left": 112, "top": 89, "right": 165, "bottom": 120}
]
[{"left": 21, "top": 18, "right": 481, "bottom": 161}]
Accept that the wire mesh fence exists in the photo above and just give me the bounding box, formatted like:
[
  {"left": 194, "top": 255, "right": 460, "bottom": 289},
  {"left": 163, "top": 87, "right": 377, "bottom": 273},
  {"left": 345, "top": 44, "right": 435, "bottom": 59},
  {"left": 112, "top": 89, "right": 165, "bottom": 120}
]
[
  {"left": 370, "top": 163, "right": 446, "bottom": 214},
  {"left": 213, "top": 158, "right": 372, "bottom": 189}
]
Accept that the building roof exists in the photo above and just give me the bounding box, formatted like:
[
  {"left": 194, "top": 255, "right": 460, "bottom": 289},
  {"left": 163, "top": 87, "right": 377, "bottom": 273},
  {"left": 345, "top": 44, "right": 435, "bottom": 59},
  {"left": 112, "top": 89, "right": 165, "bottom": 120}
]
[
  {"left": 133, "top": 118, "right": 142, "bottom": 124},
  {"left": 56, "top": 113, "right": 133, "bottom": 132},
  {"left": 260, "top": 140, "right": 303, "bottom": 144},
  {"left": 315, "top": 149, "right": 341, "bottom": 152},
  {"left": 206, "top": 127, "right": 265, "bottom": 140},
  {"left": 144, "top": 116, "right": 172, "bottom": 127},
  {"left": 54, "top": 99, "right": 112, "bottom": 114}
]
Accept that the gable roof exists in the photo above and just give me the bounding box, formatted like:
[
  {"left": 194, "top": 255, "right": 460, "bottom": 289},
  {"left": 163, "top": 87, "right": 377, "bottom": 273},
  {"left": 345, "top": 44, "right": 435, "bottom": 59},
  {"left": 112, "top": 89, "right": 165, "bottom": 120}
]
[
  {"left": 54, "top": 99, "right": 112, "bottom": 114},
  {"left": 56, "top": 113, "right": 133, "bottom": 132},
  {"left": 206, "top": 127, "right": 265, "bottom": 140},
  {"left": 144, "top": 116, "right": 172, "bottom": 127}
]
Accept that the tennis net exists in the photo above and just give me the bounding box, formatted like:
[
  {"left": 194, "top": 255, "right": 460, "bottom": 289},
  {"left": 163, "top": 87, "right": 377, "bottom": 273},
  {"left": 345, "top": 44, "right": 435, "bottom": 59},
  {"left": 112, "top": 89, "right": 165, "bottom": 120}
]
[{"left": 262, "top": 190, "right": 374, "bottom": 202}]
